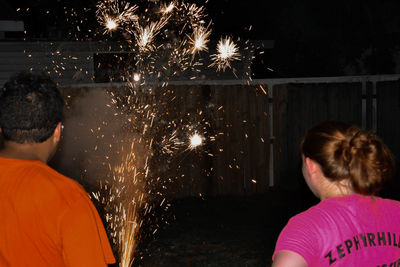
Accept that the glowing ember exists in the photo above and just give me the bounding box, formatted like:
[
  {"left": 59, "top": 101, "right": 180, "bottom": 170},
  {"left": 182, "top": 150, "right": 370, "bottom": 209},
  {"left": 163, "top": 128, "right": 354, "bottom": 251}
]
[
  {"left": 189, "top": 133, "right": 203, "bottom": 149},
  {"left": 133, "top": 73, "right": 140, "bottom": 82}
]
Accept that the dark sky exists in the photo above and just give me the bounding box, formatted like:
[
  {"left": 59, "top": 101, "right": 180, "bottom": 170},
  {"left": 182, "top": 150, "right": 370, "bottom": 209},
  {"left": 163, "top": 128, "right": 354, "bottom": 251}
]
[
  {"left": 9, "top": 0, "right": 400, "bottom": 39},
  {"left": 5, "top": 0, "right": 400, "bottom": 77},
  {"left": 210, "top": 0, "right": 400, "bottom": 77}
]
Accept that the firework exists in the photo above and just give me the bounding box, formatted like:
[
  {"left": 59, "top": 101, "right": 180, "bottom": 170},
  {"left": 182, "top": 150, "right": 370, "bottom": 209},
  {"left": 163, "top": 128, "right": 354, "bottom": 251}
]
[
  {"left": 210, "top": 37, "right": 241, "bottom": 71},
  {"left": 135, "top": 23, "right": 156, "bottom": 52},
  {"left": 188, "top": 24, "right": 212, "bottom": 56},
  {"left": 96, "top": 0, "right": 138, "bottom": 34},
  {"left": 105, "top": 17, "right": 118, "bottom": 31},
  {"left": 119, "top": 203, "right": 139, "bottom": 267},
  {"left": 135, "top": 20, "right": 167, "bottom": 52},
  {"left": 95, "top": 136, "right": 150, "bottom": 267},
  {"left": 161, "top": 1, "right": 176, "bottom": 15},
  {"left": 189, "top": 133, "right": 203, "bottom": 149},
  {"left": 181, "top": 2, "right": 206, "bottom": 30}
]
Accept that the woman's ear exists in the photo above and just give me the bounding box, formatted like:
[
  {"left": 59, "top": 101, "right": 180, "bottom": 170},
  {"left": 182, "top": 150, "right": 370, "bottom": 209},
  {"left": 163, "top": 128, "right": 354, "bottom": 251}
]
[
  {"left": 305, "top": 157, "right": 318, "bottom": 177},
  {"left": 303, "top": 157, "right": 322, "bottom": 198}
]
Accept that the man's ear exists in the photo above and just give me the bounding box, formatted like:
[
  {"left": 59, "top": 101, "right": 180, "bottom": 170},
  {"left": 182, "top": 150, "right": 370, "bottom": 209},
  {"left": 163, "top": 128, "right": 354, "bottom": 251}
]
[{"left": 53, "top": 122, "right": 62, "bottom": 142}]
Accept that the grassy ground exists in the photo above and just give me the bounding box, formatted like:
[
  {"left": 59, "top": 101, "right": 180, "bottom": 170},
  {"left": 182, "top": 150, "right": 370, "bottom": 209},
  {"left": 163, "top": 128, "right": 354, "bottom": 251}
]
[{"left": 122, "top": 192, "right": 318, "bottom": 267}]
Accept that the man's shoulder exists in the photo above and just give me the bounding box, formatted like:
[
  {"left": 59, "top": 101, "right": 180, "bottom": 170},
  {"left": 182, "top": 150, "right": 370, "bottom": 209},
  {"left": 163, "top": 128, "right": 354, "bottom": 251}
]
[
  {"left": 22, "top": 162, "right": 89, "bottom": 202},
  {"left": 30, "top": 162, "right": 80, "bottom": 184}
]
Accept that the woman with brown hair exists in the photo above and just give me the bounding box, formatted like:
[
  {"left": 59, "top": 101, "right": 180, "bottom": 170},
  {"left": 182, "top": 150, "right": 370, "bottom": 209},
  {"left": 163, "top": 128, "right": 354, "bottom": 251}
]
[{"left": 272, "top": 121, "right": 400, "bottom": 266}]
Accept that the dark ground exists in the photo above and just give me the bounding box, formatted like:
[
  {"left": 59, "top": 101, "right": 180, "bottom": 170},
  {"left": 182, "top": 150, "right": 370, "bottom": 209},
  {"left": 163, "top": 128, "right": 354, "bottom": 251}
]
[{"left": 125, "top": 191, "right": 318, "bottom": 267}]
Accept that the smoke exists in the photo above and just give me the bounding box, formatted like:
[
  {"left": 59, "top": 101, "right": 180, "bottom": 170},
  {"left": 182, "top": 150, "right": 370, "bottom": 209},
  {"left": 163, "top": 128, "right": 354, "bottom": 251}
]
[{"left": 50, "top": 87, "right": 146, "bottom": 192}]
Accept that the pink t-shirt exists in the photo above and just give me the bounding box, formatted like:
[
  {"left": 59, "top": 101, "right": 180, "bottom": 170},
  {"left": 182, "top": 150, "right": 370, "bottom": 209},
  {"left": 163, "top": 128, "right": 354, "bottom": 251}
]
[{"left": 273, "top": 194, "right": 400, "bottom": 266}]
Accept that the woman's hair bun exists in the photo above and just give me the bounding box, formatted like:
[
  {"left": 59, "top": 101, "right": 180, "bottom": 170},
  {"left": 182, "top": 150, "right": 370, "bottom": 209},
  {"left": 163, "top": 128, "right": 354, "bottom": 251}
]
[{"left": 301, "top": 121, "right": 395, "bottom": 195}]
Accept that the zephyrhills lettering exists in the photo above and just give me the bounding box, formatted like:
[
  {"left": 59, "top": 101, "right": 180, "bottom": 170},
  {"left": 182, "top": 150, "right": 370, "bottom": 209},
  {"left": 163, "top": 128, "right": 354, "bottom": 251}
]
[
  {"left": 324, "top": 232, "right": 400, "bottom": 265},
  {"left": 376, "top": 257, "right": 400, "bottom": 267}
]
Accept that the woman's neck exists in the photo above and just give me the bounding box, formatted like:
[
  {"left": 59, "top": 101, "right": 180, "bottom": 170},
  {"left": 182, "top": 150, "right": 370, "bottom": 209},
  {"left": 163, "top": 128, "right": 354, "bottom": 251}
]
[{"left": 319, "top": 178, "right": 354, "bottom": 200}]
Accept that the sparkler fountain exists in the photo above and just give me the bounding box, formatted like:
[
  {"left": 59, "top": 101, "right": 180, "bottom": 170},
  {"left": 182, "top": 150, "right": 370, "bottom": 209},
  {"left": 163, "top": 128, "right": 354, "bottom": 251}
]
[{"left": 89, "top": 0, "right": 252, "bottom": 265}]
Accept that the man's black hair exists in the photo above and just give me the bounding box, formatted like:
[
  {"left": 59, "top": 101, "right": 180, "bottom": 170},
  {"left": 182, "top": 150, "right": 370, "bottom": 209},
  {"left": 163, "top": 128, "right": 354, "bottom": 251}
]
[{"left": 0, "top": 71, "right": 63, "bottom": 143}]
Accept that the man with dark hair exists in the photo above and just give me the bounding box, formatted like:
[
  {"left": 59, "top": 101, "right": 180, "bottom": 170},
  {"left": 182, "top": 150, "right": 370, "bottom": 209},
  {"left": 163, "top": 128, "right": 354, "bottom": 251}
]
[{"left": 0, "top": 71, "right": 115, "bottom": 266}]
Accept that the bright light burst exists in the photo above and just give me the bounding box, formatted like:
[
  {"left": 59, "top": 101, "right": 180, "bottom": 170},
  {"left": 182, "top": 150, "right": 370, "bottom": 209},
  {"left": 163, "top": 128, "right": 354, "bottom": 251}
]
[
  {"left": 210, "top": 37, "right": 241, "bottom": 71},
  {"left": 188, "top": 25, "right": 211, "bottom": 55},
  {"left": 161, "top": 2, "right": 176, "bottom": 14},
  {"left": 189, "top": 133, "right": 203, "bottom": 149},
  {"left": 135, "top": 21, "right": 165, "bottom": 52},
  {"left": 133, "top": 73, "right": 140, "bottom": 82},
  {"left": 105, "top": 17, "right": 118, "bottom": 31},
  {"left": 96, "top": 0, "right": 138, "bottom": 34}
]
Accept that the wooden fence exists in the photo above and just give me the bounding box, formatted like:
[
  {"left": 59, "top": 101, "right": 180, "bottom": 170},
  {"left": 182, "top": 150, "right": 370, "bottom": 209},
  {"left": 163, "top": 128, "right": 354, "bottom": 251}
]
[{"left": 50, "top": 76, "right": 400, "bottom": 199}]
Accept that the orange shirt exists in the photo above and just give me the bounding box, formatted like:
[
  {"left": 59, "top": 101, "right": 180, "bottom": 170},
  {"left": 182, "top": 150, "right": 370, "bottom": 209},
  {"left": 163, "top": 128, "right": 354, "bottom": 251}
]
[{"left": 0, "top": 157, "right": 116, "bottom": 267}]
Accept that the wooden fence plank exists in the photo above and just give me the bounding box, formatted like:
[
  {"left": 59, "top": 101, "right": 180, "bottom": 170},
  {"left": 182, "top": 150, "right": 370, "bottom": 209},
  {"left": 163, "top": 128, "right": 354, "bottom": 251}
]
[
  {"left": 376, "top": 80, "right": 400, "bottom": 198},
  {"left": 273, "top": 83, "right": 362, "bottom": 192},
  {"left": 208, "top": 85, "right": 270, "bottom": 196}
]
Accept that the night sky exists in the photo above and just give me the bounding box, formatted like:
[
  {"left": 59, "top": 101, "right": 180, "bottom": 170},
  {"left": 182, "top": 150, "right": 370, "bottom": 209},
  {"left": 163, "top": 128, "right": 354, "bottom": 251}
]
[{"left": 5, "top": 0, "right": 400, "bottom": 77}]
